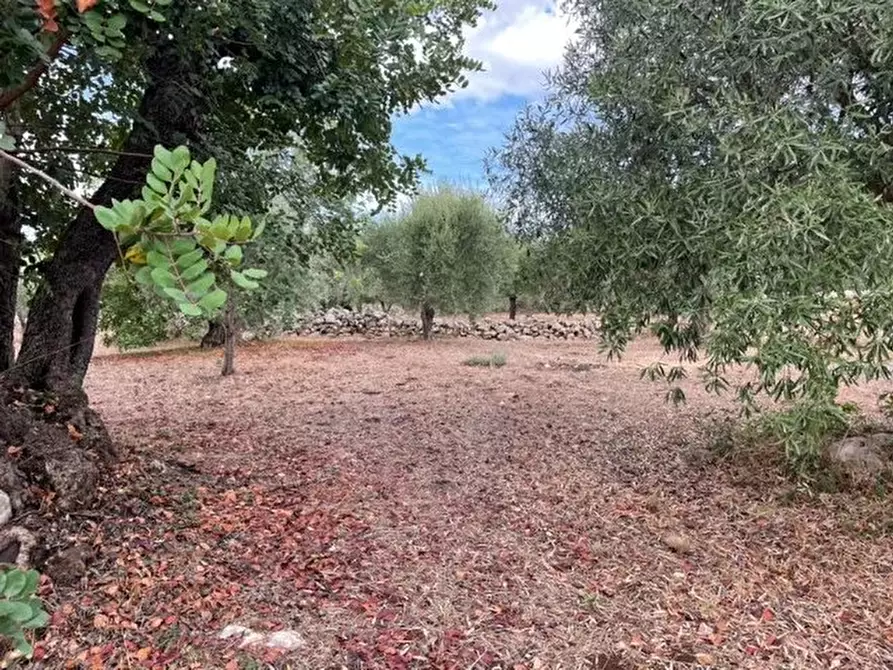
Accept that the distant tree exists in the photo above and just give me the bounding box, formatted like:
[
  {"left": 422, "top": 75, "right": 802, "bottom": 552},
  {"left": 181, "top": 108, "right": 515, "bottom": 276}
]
[{"left": 365, "top": 188, "right": 514, "bottom": 338}]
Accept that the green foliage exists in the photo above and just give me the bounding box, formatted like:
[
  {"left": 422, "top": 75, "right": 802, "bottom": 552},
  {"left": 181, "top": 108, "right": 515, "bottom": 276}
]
[
  {"left": 491, "top": 0, "right": 893, "bottom": 464},
  {"left": 99, "top": 268, "right": 174, "bottom": 349},
  {"left": 0, "top": 568, "right": 49, "bottom": 658},
  {"left": 95, "top": 145, "right": 265, "bottom": 318},
  {"left": 1, "top": 0, "right": 170, "bottom": 107},
  {"left": 99, "top": 268, "right": 204, "bottom": 349},
  {"left": 4, "top": 0, "right": 491, "bottom": 360},
  {"left": 364, "top": 188, "right": 515, "bottom": 320},
  {"left": 463, "top": 352, "right": 506, "bottom": 368}
]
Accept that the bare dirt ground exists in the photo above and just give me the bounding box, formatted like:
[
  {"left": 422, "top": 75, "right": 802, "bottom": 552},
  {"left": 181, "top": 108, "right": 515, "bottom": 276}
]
[{"left": 33, "top": 336, "right": 893, "bottom": 669}]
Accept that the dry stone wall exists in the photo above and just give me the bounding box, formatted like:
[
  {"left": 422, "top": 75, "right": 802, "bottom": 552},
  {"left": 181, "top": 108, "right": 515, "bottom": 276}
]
[{"left": 295, "top": 308, "right": 598, "bottom": 341}]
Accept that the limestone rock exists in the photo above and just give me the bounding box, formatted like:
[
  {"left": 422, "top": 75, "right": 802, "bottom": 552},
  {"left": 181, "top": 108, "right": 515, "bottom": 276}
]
[
  {"left": 661, "top": 532, "right": 694, "bottom": 554},
  {"left": 45, "top": 544, "right": 91, "bottom": 585},
  {"left": 827, "top": 433, "right": 893, "bottom": 474},
  {"left": 266, "top": 630, "right": 305, "bottom": 651},
  {"left": 0, "top": 491, "right": 11, "bottom": 527}
]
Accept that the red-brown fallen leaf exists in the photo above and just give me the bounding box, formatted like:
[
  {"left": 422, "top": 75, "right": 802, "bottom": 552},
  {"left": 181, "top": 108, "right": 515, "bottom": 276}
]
[
  {"left": 77, "top": 0, "right": 99, "bottom": 12},
  {"left": 68, "top": 423, "right": 84, "bottom": 441},
  {"left": 148, "top": 617, "right": 163, "bottom": 630},
  {"left": 6, "top": 446, "right": 21, "bottom": 457},
  {"left": 760, "top": 607, "right": 775, "bottom": 622},
  {"left": 225, "top": 661, "right": 238, "bottom": 670},
  {"left": 93, "top": 613, "right": 110, "bottom": 629},
  {"left": 36, "top": 0, "right": 58, "bottom": 32},
  {"left": 135, "top": 647, "right": 152, "bottom": 661}
]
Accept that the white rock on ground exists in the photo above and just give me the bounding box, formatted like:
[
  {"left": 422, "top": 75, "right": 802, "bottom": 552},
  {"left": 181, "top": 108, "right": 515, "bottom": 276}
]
[
  {"left": 265, "top": 630, "right": 306, "bottom": 651},
  {"left": 0, "top": 491, "right": 12, "bottom": 526},
  {"left": 827, "top": 433, "right": 893, "bottom": 474},
  {"left": 218, "top": 624, "right": 253, "bottom": 640},
  {"left": 218, "top": 625, "right": 305, "bottom": 651}
]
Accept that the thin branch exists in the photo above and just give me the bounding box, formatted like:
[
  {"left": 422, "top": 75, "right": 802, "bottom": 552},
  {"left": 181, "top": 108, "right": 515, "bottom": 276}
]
[
  {"left": 0, "top": 31, "right": 69, "bottom": 111},
  {"left": 11, "top": 146, "right": 153, "bottom": 159},
  {"left": 0, "top": 148, "right": 95, "bottom": 211}
]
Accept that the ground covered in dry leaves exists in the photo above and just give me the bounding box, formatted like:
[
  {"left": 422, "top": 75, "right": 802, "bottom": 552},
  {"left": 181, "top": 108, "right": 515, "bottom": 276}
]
[{"left": 32, "top": 337, "right": 893, "bottom": 669}]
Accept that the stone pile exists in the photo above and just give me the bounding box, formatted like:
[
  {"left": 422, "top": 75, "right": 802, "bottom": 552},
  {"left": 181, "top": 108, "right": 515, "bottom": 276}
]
[{"left": 295, "top": 308, "right": 598, "bottom": 341}]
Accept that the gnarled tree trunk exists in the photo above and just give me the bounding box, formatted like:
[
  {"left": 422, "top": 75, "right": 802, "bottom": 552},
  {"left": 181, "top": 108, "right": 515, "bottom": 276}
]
[
  {"left": 508, "top": 294, "right": 518, "bottom": 321},
  {"left": 16, "top": 45, "right": 206, "bottom": 393},
  {"left": 0, "top": 157, "right": 20, "bottom": 373},
  {"left": 420, "top": 302, "right": 435, "bottom": 340},
  {"left": 0, "top": 45, "right": 209, "bottom": 569}
]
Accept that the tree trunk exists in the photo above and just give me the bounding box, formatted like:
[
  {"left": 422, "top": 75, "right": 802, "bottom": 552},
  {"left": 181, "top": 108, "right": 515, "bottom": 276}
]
[
  {"left": 201, "top": 320, "right": 225, "bottom": 348},
  {"left": 0, "top": 36, "right": 209, "bottom": 571},
  {"left": 222, "top": 294, "right": 237, "bottom": 376},
  {"left": 420, "top": 303, "right": 435, "bottom": 340},
  {"left": 509, "top": 294, "right": 518, "bottom": 321},
  {"left": 0, "top": 154, "right": 20, "bottom": 373},
  {"left": 14, "top": 44, "right": 207, "bottom": 392}
]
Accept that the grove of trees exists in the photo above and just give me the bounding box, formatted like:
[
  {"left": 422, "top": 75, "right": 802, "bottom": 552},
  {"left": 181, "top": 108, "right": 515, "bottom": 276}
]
[{"left": 2, "top": 0, "right": 490, "bottom": 391}]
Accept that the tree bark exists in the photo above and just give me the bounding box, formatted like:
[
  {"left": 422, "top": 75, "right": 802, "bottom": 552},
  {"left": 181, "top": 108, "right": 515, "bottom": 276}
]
[
  {"left": 14, "top": 45, "right": 207, "bottom": 392},
  {"left": 509, "top": 294, "right": 518, "bottom": 321},
  {"left": 222, "top": 294, "right": 237, "bottom": 376},
  {"left": 0, "top": 155, "right": 20, "bottom": 373},
  {"left": 200, "top": 320, "right": 226, "bottom": 348},
  {"left": 420, "top": 303, "right": 435, "bottom": 340}
]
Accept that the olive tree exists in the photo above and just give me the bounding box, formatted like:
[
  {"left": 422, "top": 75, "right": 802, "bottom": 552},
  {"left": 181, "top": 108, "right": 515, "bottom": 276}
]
[
  {"left": 490, "top": 0, "right": 893, "bottom": 467},
  {"left": 365, "top": 188, "right": 514, "bottom": 338}
]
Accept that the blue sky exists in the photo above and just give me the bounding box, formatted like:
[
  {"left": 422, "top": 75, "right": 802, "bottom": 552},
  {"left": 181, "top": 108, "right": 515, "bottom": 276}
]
[{"left": 391, "top": 0, "right": 576, "bottom": 190}]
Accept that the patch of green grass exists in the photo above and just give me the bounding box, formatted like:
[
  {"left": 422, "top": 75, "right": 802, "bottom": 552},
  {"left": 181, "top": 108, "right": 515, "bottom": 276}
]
[{"left": 462, "top": 352, "right": 507, "bottom": 368}]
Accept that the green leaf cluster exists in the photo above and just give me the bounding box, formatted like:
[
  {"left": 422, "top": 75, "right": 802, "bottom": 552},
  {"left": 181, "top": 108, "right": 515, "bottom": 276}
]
[
  {"left": 0, "top": 568, "right": 49, "bottom": 658},
  {"left": 95, "top": 145, "right": 266, "bottom": 318},
  {"left": 1, "top": 0, "right": 170, "bottom": 90}
]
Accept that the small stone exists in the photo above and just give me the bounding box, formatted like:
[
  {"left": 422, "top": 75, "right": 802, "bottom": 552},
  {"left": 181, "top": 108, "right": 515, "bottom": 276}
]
[
  {"left": 265, "top": 630, "right": 306, "bottom": 651},
  {"left": 219, "top": 624, "right": 254, "bottom": 640},
  {"left": 240, "top": 632, "right": 266, "bottom": 648},
  {"left": 0, "top": 491, "right": 11, "bottom": 526},
  {"left": 662, "top": 532, "right": 693, "bottom": 554},
  {"left": 45, "top": 544, "right": 91, "bottom": 585}
]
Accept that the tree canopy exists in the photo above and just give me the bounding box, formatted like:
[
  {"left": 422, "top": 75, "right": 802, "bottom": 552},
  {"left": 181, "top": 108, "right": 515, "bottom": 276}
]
[
  {"left": 364, "top": 187, "right": 514, "bottom": 337},
  {"left": 490, "top": 0, "right": 893, "bottom": 463},
  {"left": 1, "top": 0, "right": 491, "bottom": 389}
]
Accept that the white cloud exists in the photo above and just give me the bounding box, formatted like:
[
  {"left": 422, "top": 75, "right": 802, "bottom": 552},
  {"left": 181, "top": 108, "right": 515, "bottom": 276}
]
[{"left": 456, "top": 0, "right": 577, "bottom": 102}]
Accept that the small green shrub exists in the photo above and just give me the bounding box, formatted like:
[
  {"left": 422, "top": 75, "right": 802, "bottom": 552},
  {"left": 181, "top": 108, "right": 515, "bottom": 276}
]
[
  {"left": 463, "top": 352, "right": 507, "bottom": 368},
  {"left": 0, "top": 568, "right": 49, "bottom": 658}
]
